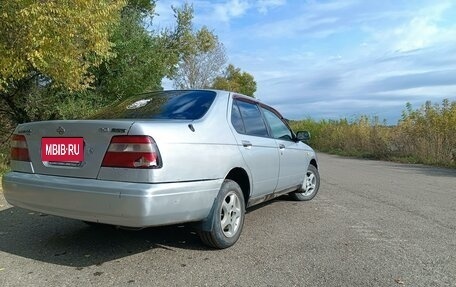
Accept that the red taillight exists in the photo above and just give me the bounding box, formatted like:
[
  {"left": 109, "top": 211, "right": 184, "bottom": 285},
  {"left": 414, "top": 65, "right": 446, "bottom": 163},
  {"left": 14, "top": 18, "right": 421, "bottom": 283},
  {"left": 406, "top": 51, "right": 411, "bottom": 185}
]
[
  {"left": 101, "top": 136, "right": 161, "bottom": 168},
  {"left": 11, "top": 134, "right": 30, "bottom": 161}
]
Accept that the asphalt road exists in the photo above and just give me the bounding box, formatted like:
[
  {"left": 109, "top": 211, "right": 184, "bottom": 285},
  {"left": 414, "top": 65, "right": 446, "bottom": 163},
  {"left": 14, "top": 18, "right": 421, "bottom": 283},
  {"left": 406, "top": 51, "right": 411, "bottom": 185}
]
[{"left": 0, "top": 153, "right": 455, "bottom": 287}]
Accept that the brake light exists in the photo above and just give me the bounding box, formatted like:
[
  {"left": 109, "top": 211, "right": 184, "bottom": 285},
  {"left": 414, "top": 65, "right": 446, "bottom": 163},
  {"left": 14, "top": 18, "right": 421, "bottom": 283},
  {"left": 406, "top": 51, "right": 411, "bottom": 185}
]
[
  {"left": 11, "top": 134, "right": 30, "bottom": 161},
  {"left": 101, "top": 136, "right": 161, "bottom": 168}
]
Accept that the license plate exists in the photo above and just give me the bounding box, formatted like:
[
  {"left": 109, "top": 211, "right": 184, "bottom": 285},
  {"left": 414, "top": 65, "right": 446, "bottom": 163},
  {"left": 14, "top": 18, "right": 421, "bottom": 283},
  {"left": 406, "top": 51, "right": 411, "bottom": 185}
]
[{"left": 41, "top": 138, "right": 84, "bottom": 162}]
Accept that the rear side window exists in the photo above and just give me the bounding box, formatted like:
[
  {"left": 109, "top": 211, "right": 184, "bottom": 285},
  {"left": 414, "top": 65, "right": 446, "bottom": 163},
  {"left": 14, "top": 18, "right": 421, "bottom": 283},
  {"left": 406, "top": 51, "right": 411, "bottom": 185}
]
[
  {"left": 92, "top": 90, "right": 216, "bottom": 120},
  {"left": 236, "top": 100, "right": 269, "bottom": 137},
  {"left": 231, "top": 101, "right": 246, "bottom": 134}
]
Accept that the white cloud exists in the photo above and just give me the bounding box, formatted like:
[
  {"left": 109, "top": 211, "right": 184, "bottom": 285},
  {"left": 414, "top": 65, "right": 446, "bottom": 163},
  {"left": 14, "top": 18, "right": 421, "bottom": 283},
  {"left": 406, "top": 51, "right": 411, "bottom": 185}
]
[
  {"left": 257, "top": 0, "right": 286, "bottom": 14},
  {"left": 210, "top": 0, "right": 288, "bottom": 22},
  {"left": 304, "top": 0, "right": 359, "bottom": 12},
  {"left": 371, "top": 86, "right": 456, "bottom": 99},
  {"left": 367, "top": 1, "right": 455, "bottom": 52},
  {"left": 393, "top": 18, "right": 439, "bottom": 52},
  {"left": 214, "top": 0, "right": 250, "bottom": 22},
  {"left": 249, "top": 15, "right": 339, "bottom": 38}
]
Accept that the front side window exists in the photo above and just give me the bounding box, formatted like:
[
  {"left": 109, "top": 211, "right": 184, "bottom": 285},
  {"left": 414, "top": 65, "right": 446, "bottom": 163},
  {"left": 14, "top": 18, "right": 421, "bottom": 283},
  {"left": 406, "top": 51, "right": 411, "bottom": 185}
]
[
  {"left": 262, "top": 107, "right": 294, "bottom": 141},
  {"left": 236, "top": 100, "right": 269, "bottom": 137}
]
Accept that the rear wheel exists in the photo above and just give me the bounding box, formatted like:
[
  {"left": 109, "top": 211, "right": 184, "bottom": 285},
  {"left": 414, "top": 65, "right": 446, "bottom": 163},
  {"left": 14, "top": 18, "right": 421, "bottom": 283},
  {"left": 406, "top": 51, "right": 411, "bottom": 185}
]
[
  {"left": 290, "top": 164, "right": 320, "bottom": 201},
  {"left": 199, "top": 179, "right": 245, "bottom": 249}
]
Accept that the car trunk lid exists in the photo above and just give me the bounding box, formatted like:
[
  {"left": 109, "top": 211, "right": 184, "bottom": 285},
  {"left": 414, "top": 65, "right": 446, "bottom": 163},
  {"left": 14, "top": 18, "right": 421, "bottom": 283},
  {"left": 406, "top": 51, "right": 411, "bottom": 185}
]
[{"left": 15, "top": 120, "right": 134, "bottom": 179}]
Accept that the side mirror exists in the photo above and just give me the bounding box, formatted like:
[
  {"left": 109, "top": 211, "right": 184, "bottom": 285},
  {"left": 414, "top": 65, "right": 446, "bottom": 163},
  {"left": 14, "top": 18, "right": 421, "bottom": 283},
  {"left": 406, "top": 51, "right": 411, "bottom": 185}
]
[{"left": 296, "top": 131, "right": 311, "bottom": 142}]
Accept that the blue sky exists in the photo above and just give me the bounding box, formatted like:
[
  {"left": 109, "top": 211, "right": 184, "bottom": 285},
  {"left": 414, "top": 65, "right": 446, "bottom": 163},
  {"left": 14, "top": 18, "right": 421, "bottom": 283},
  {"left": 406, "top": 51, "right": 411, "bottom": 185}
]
[{"left": 155, "top": 0, "right": 456, "bottom": 124}]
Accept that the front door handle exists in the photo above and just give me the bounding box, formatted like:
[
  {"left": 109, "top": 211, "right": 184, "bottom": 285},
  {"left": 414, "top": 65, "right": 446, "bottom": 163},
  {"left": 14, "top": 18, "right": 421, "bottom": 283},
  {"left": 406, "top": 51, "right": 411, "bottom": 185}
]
[
  {"left": 242, "top": 140, "right": 252, "bottom": 148},
  {"left": 279, "top": 144, "right": 285, "bottom": 149}
]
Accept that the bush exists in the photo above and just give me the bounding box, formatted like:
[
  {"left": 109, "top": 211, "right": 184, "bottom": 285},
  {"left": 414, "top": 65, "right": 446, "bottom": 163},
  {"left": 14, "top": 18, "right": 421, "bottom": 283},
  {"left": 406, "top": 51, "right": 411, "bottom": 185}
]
[
  {"left": 393, "top": 100, "right": 456, "bottom": 166},
  {"left": 290, "top": 99, "right": 456, "bottom": 168},
  {"left": 0, "top": 117, "right": 14, "bottom": 175}
]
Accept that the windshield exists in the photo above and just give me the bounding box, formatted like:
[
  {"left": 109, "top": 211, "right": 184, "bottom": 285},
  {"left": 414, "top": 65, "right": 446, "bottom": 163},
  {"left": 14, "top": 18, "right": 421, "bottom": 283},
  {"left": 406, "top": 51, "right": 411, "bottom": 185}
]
[{"left": 91, "top": 90, "right": 217, "bottom": 120}]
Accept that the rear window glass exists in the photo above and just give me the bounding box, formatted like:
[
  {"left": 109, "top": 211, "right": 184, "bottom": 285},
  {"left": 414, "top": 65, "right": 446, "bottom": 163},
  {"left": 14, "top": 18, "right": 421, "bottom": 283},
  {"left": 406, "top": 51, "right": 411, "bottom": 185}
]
[{"left": 91, "top": 90, "right": 216, "bottom": 120}]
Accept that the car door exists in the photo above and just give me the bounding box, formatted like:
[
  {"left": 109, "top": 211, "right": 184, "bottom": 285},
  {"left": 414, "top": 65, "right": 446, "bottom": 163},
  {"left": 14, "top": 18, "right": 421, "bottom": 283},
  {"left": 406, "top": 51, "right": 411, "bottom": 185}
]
[
  {"left": 230, "top": 99, "right": 280, "bottom": 198},
  {"left": 261, "top": 107, "right": 308, "bottom": 192}
]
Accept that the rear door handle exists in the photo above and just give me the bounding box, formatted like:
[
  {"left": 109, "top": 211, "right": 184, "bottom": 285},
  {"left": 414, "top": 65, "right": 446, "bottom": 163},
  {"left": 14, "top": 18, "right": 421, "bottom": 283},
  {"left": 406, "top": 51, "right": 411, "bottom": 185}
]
[
  {"left": 279, "top": 144, "right": 285, "bottom": 149},
  {"left": 242, "top": 140, "right": 252, "bottom": 148}
]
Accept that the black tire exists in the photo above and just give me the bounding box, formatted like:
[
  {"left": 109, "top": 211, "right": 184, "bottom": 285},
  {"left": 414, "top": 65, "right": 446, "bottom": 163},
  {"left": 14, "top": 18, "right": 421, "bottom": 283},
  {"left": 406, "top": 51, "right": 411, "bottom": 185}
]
[
  {"left": 290, "top": 164, "right": 320, "bottom": 201},
  {"left": 199, "top": 179, "right": 245, "bottom": 249}
]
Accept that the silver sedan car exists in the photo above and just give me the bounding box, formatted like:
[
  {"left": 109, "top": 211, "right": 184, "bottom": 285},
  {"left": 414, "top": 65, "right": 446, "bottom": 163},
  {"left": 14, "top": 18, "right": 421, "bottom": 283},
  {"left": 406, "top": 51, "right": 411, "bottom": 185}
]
[{"left": 2, "top": 89, "right": 320, "bottom": 248}]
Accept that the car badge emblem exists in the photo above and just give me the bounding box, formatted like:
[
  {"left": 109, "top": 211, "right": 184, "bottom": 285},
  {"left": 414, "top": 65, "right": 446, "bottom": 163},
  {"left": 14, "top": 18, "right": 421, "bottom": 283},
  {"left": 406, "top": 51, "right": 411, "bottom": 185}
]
[{"left": 57, "top": 126, "right": 65, "bottom": 135}]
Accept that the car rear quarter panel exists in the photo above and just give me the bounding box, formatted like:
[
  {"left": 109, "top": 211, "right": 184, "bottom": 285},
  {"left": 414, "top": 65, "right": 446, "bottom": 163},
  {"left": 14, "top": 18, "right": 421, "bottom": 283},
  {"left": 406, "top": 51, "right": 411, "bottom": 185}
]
[{"left": 97, "top": 91, "right": 248, "bottom": 183}]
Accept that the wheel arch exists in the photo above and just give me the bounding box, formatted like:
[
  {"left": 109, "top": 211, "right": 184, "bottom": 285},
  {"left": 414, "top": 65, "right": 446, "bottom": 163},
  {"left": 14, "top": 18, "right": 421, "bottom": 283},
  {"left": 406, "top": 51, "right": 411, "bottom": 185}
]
[
  {"left": 225, "top": 167, "right": 251, "bottom": 206},
  {"left": 197, "top": 167, "right": 250, "bottom": 233},
  {"left": 310, "top": 158, "right": 318, "bottom": 169}
]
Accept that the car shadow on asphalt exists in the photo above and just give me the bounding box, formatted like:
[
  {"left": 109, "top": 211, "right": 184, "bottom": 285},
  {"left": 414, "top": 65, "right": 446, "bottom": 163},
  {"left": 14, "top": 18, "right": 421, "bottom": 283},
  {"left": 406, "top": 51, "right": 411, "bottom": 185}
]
[
  {"left": 0, "top": 206, "right": 209, "bottom": 267},
  {"left": 245, "top": 195, "right": 294, "bottom": 214},
  {"left": 0, "top": 197, "right": 290, "bottom": 267}
]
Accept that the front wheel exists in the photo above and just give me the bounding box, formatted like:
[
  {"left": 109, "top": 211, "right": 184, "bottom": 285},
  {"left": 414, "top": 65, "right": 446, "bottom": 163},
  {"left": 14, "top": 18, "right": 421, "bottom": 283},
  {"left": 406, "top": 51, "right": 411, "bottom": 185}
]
[
  {"left": 290, "top": 164, "right": 320, "bottom": 201},
  {"left": 199, "top": 179, "right": 245, "bottom": 249}
]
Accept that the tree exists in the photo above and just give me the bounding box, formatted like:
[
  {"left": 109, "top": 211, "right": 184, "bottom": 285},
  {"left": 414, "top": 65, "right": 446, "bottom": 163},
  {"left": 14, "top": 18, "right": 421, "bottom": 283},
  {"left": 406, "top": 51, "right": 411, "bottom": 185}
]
[
  {"left": 48, "top": 2, "right": 205, "bottom": 119},
  {"left": 171, "top": 26, "right": 227, "bottom": 89},
  {"left": 212, "top": 64, "right": 257, "bottom": 97},
  {"left": 0, "top": 0, "right": 126, "bottom": 92},
  {"left": 0, "top": 1, "right": 205, "bottom": 123},
  {"left": 93, "top": 4, "right": 178, "bottom": 99},
  {"left": 92, "top": 2, "right": 221, "bottom": 100},
  {"left": 0, "top": 0, "right": 126, "bottom": 123},
  {"left": 168, "top": 3, "right": 227, "bottom": 89}
]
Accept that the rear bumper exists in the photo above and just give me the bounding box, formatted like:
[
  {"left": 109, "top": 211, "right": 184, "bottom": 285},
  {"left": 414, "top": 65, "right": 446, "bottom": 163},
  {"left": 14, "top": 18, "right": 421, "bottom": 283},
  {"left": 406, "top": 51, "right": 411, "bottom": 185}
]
[{"left": 2, "top": 172, "right": 222, "bottom": 227}]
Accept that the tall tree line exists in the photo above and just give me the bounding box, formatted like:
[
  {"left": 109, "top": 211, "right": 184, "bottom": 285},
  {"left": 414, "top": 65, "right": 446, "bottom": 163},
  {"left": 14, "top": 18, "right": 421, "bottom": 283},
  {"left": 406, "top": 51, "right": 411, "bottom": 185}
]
[{"left": 0, "top": 0, "right": 257, "bottom": 130}]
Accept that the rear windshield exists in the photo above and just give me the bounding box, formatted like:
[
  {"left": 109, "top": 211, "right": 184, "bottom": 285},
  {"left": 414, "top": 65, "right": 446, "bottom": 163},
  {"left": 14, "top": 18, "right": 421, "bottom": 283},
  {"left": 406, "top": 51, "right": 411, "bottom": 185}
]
[{"left": 91, "top": 90, "right": 216, "bottom": 120}]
